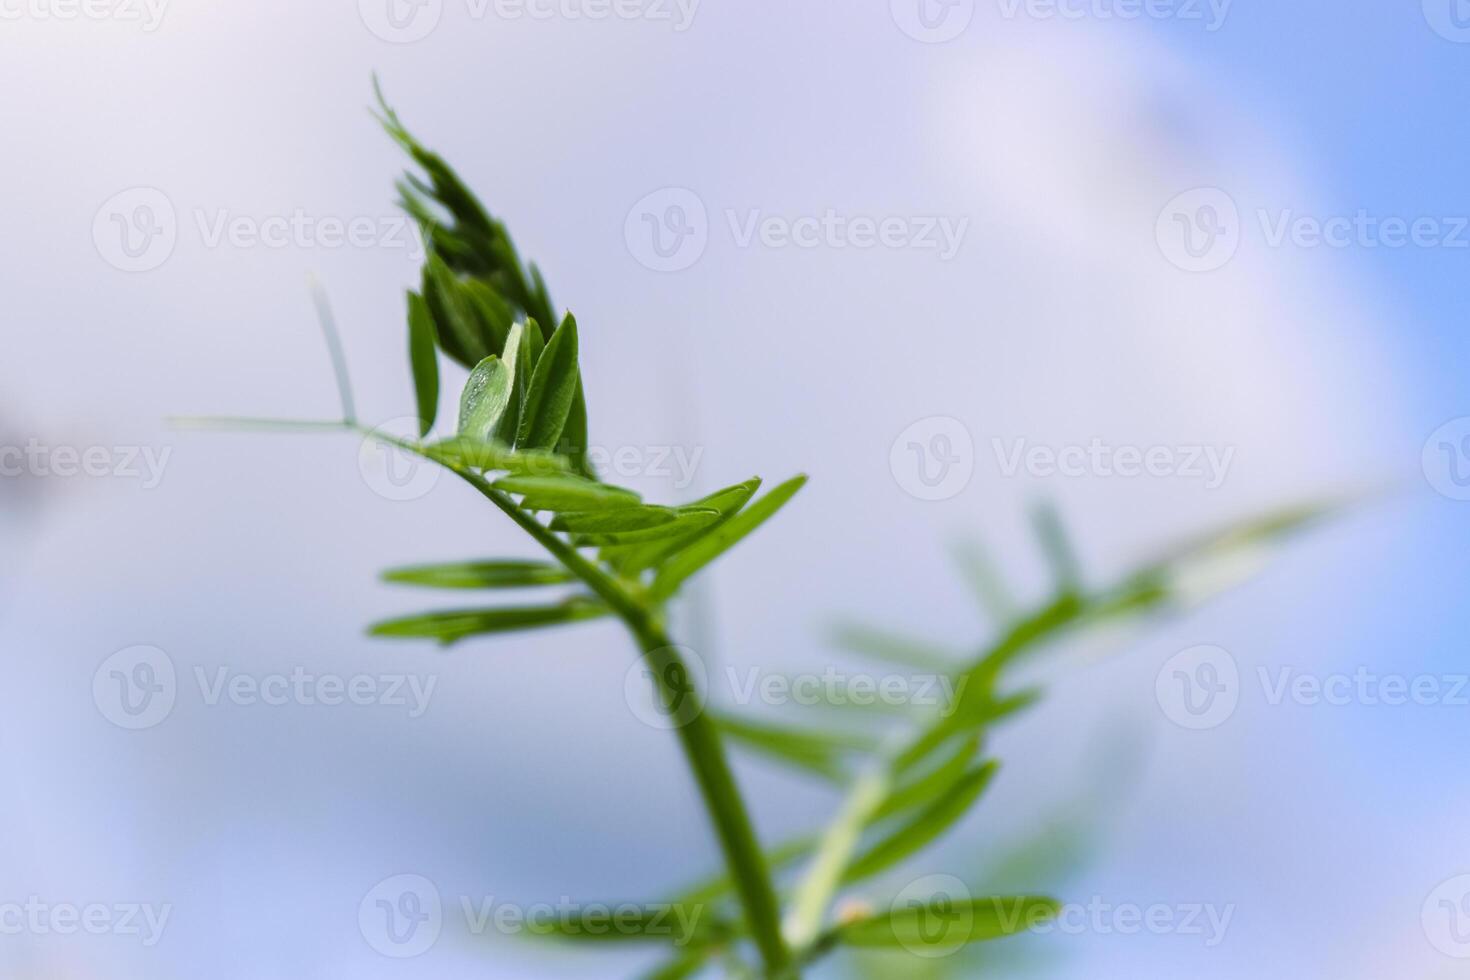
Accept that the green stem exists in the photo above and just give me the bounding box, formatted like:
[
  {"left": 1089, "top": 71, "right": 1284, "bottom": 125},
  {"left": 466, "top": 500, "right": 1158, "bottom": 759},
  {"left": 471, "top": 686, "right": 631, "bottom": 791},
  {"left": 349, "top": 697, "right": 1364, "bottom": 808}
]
[
  {"left": 785, "top": 764, "right": 891, "bottom": 952},
  {"left": 371, "top": 430, "right": 794, "bottom": 977}
]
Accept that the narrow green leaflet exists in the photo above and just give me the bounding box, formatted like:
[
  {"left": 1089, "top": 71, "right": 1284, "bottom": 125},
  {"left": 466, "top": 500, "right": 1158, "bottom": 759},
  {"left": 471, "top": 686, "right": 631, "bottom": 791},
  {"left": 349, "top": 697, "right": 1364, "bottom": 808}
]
[
  {"left": 458, "top": 356, "right": 513, "bottom": 441},
  {"left": 831, "top": 624, "right": 956, "bottom": 672},
  {"left": 549, "top": 506, "right": 680, "bottom": 534},
  {"left": 844, "top": 762, "right": 999, "bottom": 884},
  {"left": 575, "top": 508, "right": 721, "bottom": 548},
  {"left": 715, "top": 713, "right": 877, "bottom": 782},
  {"left": 562, "top": 378, "right": 593, "bottom": 477},
  {"left": 423, "top": 254, "right": 494, "bottom": 366},
  {"left": 601, "top": 479, "right": 761, "bottom": 575},
  {"left": 369, "top": 599, "right": 607, "bottom": 644},
  {"left": 836, "top": 896, "right": 1060, "bottom": 950},
  {"left": 406, "top": 291, "right": 439, "bottom": 437},
  {"left": 871, "top": 735, "right": 981, "bottom": 823},
  {"left": 650, "top": 475, "right": 807, "bottom": 600},
  {"left": 422, "top": 436, "right": 568, "bottom": 476},
  {"left": 1030, "top": 500, "right": 1083, "bottom": 594},
  {"left": 517, "top": 314, "right": 580, "bottom": 451},
  {"left": 494, "top": 321, "right": 525, "bottom": 445},
  {"left": 381, "top": 560, "right": 574, "bottom": 589},
  {"left": 493, "top": 474, "right": 641, "bottom": 512}
]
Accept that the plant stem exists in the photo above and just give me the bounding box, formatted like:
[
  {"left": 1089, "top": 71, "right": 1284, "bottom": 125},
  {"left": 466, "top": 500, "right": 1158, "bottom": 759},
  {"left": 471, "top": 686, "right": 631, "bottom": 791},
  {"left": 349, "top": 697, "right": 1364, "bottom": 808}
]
[
  {"left": 627, "top": 615, "right": 794, "bottom": 979},
  {"left": 372, "top": 430, "right": 794, "bottom": 977}
]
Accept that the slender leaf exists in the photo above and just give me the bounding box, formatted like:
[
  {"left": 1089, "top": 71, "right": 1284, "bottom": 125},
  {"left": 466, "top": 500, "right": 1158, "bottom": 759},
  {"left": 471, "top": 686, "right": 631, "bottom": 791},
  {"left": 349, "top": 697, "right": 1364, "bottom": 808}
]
[
  {"left": 602, "top": 479, "right": 761, "bottom": 575},
  {"left": 871, "top": 735, "right": 980, "bottom": 823},
  {"left": 422, "top": 253, "right": 493, "bottom": 366},
  {"left": 369, "top": 599, "right": 607, "bottom": 644},
  {"left": 836, "top": 896, "right": 1059, "bottom": 950},
  {"left": 381, "top": 560, "right": 573, "bottom": 590},
  {"left": 844, "top": 762, "right": 999, "bottom": 883},
  {"left": 1030, "top": 500, "right": 1083, "bottom": 593},
  {"left": 575, "top": 508, "right": 721, "bottom": 548},
  {"left": 494, "top": 474, "right": 641, "bottom": 512},
  {"left": 650, "top": 475, "right": 807, "bottom": 600},
  {"left": 422, "top": 436, "right": 568, "bottom": 476},
  {"left": 549, "top": 506, "right": 680, "bottom": 534},
  {"left": 715, "top": 713, "right": 877, "bottom": 782},
  {"left": 458, "top": 356, "right": 513, "bottom": 441},
  {"left": 494, "top": 321, "right": 525, "bottom": 445},
  {"left": 831, "top": 624, "right": 955, "bottom": 672},
  {"left": 517, "top": 313, "right": 580, "bottom": 451},
  {"left": 406, "top": 291, "right": 440, "bottom": 437}
]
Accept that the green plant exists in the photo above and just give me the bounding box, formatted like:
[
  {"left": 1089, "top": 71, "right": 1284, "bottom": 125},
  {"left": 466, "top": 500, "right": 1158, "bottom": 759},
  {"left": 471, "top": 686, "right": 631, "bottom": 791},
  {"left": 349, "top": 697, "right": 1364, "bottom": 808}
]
[{"left": 184, "top": 85, "right": 1333, "bottom": 979}]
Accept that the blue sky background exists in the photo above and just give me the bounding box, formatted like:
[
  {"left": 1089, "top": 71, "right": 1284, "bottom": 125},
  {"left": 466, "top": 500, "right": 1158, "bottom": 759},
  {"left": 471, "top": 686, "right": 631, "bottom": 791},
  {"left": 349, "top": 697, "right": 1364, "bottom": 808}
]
[{"left": 1, "top": 2, "right": 1468, "bottom": 978}]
